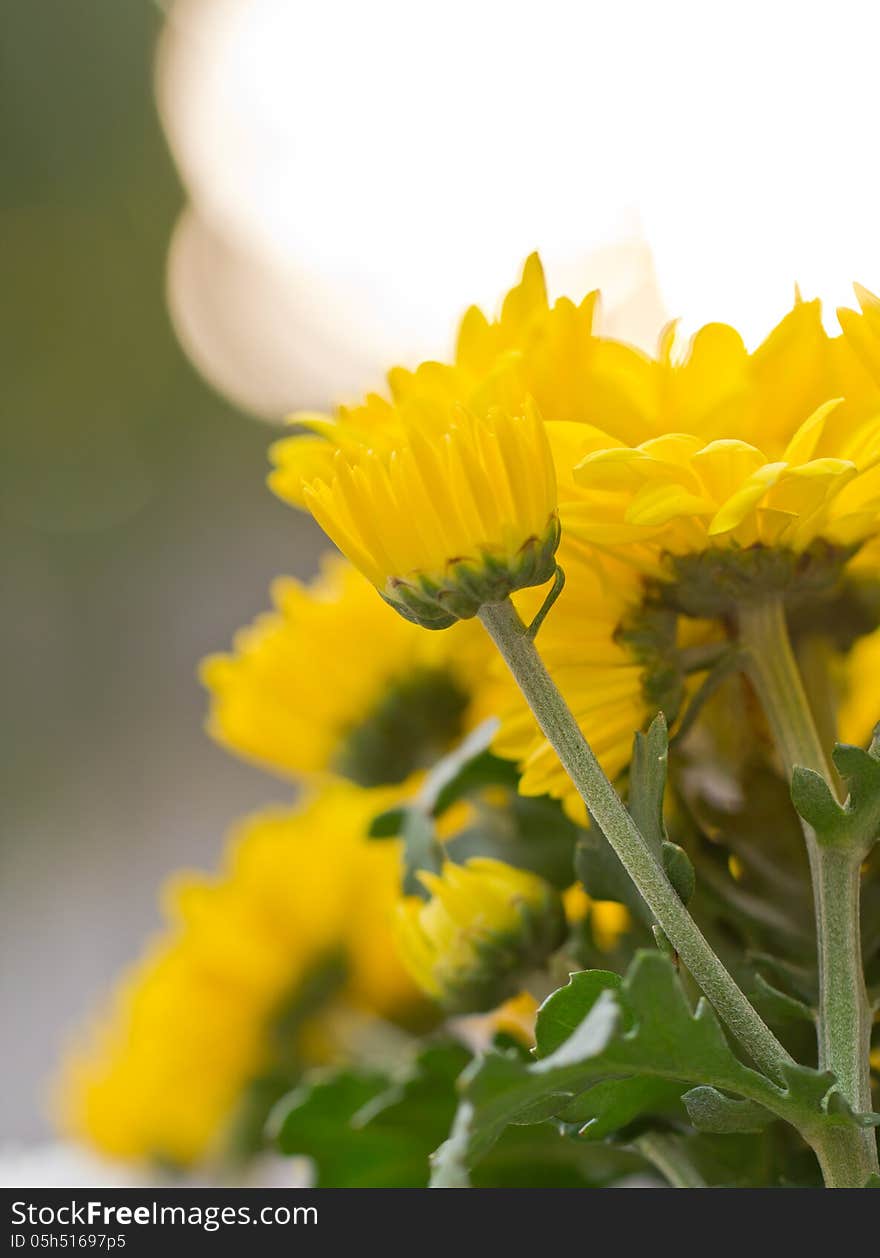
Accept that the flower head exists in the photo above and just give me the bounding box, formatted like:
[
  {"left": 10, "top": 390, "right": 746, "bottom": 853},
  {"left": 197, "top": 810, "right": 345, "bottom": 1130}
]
[
  {"left": 201, "top": 555, "right": 492, "bottom": 786},
  {"left": 562, "top": 298, "right": 880, "bottom": 615},
  {"left": 273, "top": 404, "right": 559, "bottom": 629},
  {"left": 265, "top": 253, "right": 606, "bottom": 503},
  {"left": 56, "top": 784, "right": 418, "bottom": 1168},
  {"left": 394, "top": 858, "right": 565, "bottom": 1013}
]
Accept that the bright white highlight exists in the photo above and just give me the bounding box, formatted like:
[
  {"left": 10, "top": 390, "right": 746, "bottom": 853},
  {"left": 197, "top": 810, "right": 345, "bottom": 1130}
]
[{"left": 158, "top": 0, "right": 880, "bottom": 414}]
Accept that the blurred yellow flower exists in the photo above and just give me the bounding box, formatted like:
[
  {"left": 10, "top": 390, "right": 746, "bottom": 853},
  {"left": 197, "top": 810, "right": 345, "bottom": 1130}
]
[
  {"left": 395, "top": 858, "right": 565, "bottom": 1012},
  {"left": 562, "top": 883, "right": 630, "bottom": 953},
  {"left": 201, "top": 555, "right": 492, "bottom": 786},
  {"left": 273, "top": 404, "right": 559, "bottom": 629},
  {"left": 837, "top": 626, "right": 880, "bottom": 749},
  {"left": 56, "top": 783, "right": 419, "bottom": 1168}
]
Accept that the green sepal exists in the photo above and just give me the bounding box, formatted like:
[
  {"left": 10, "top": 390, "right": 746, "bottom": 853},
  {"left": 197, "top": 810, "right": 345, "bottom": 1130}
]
[{"left": 382, "top": 514, "right": 561, "bottom": 629}]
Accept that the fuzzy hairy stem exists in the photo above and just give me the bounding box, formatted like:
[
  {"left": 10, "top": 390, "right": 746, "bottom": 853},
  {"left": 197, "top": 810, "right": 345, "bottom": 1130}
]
[
  {"left": 738, "top": 596, "right": 878, "bottom": 1187},
  {"left": 478, "top": 597, "right": 792, "bottom": 1082}
]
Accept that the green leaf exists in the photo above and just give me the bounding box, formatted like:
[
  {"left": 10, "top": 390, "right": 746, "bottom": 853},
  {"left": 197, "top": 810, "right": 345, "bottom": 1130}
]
[
  {"left": 558, "top": 1076, "right": 686, "bottom": 1139},
  {"left": 274, "top": 1039, "right": 641, "bottom": 1188},
  {"left": 368, "top": 806, "right": 407, "bottom": 838},
  {"left": 581, "top": 714, "right": 694, "bottom": 915},
  {"left": 631, "top": 714, "right": 695, "bottom": 903},
  {"left": 401, "top": 810, "right": 444, "bottom": 896},
  {"left": 662, "top": 840, "right": 696, "bottom": 905},
  {"left": 431, "top": 749, "right": 519, "bottom": 816},
  {"left": 431, "top": 951, "right": 859, "bottom": 1184},
  {"left": 445, "top": 792, "right": 580, "bottom": 890},
  {"left": 273, "top": 1043, "right": 470, "bottom": 1187},
  {"left": 683, "top": 1086, "right": 775, "bottom": 1134},
  {"left": 792, "top": 741, "right": 880, "bottom": 854},
  {"left": 790, "top": 766, "right": 846, "bottom": 839},
  {"left": 629, "top": 714, "right": 669, "bottom": 860},
  {"left": 751, "top": 972, "right": 815, "bottom": 1024},
  {"left": 636, "top": 1128, "right": 816, "bottom": 1187},
  {"left": 533, "top": 970, "right": 622, "bottom": 1056}
]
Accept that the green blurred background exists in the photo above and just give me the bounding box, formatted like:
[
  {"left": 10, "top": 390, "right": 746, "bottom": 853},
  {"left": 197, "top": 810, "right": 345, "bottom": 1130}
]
[{"left": 1, "top": 1, "right": 321, "bottom": 1141}]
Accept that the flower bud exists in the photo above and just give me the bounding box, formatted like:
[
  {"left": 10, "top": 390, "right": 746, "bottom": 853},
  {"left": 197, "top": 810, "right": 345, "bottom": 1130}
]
[{"left": 394, "top": 858, "right": 566, "bottom": 1013}]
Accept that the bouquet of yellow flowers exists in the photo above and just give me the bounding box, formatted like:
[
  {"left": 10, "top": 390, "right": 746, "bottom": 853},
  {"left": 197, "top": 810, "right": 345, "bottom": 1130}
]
[{"left": 58, "top": 259, "right": 880, "bottom": 1188}]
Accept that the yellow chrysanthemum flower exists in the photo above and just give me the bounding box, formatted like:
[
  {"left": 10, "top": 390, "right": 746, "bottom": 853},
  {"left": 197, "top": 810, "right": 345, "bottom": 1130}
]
[
  {"left": 394, "top": 858, "right": 565, "bottom": 1013},
  {"left": 839, "top": 284, "right": 880, "bottom": 391},
  {"left": 266, "top": 253, "right": 610, "bottom": 501},
  {"left": 272, "top": 404, "right": 560, "bottom": 629},
  {"left": 555, "top": 291, "right": 880, "bottom": 453},
  {"left": 557, "top": 290, "right": 880, "bottom": 614},
  {"left": 570, "top": 398, "right": 880, "bottom": 556},
  {"left": 56, "top": 784, "right": 419, "bottom": 1168},
  {"left": 201, "top": 555, "right": 492, "bottom": 785}
]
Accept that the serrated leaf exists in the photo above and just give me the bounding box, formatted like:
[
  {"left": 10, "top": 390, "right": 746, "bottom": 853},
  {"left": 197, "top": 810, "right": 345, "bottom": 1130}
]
[
  {"left": 431, "top": 951, "right": 859, "bottom": 1183},
  {"left": 792, "top": 742, "right": 880, "bottom": 854},
  {"left": 583, "top": 714, "right": 694, "bottom": 914},
  {"left": 534, "top": 970, "right": 622, "bottom": 1056},
  {"left": 791, "top": 766, "right": 843, "bottom": 836},
  {"left": 274, "top": 1043, "right": 469, "bottom": 1187},
  {"left": 683, "top": 1086, "right": 775, "bottom": 1134},
  {"left": 558, "top": 1075, "right": 685, "bottom": 1139}
]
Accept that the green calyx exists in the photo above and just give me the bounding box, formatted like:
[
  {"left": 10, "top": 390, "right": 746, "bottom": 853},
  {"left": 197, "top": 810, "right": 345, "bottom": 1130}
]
[
  {"left": 616, "top": 541, "right": 862, "bottom": 727},
  {"left": 616, "top": 601, "right": 686, "bottom": 720},
  {"left": 334, "top": 666, "right": 471, "bottom": 788},
  {"left": 382, "top": 514, "right": 562, "bottom": 630},
  {"left": 657, "top": 540, "right": 858, "bottom": 619}
]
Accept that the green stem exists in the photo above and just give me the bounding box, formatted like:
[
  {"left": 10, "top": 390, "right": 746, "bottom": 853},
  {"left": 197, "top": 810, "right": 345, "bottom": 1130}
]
[
  {"left": 478, "top": 598, "right": 792, "bottom": 1082},
  {"left": 737, "top": 596, "right": 878, "bottom": 1187},
  {"left": 633, "top": 1132, "right": 707, "bottom": 1188}
]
